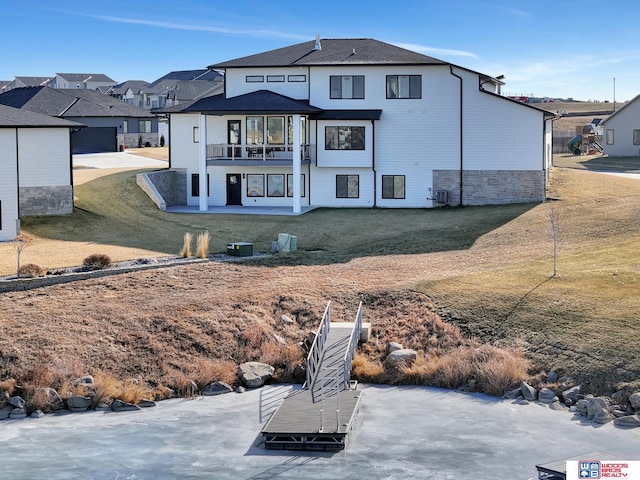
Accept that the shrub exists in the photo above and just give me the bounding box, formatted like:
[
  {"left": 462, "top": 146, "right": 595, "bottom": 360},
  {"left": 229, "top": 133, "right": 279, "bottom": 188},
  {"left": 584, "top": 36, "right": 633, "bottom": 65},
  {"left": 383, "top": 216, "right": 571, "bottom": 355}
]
[
  {"left": 179, "top": 232, "right": 192, "bottom": 258},
  {"left": 196, "top": 231, "right": 210, "bottom": 259},
  {"left": 144, "top": 141, "right": 151, "bottom": 148},
  {"left": 13, "top": 234, "right": 33, "bottom": 278},
  {"left": 351, "top": 353, "right": 385, "bottom": 383},
  {"left": 160, "top": 134, "right": 165, "bottom": 147},
  {"left": 18, "top": 263, "right": 45, "bottom": 278},
  {"left": 83, "top": 254, "right": 112, "bottom": 269},
  {"left": 0, "top": 378, "right": 16, "bottom": 399}
]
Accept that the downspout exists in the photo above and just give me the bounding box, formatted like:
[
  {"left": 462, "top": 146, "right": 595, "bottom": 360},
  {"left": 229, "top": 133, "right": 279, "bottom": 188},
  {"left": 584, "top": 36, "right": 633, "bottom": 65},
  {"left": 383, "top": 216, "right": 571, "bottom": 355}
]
[
  {"left": 168, "top": 114, "right": 173, "bottom": 169},
  {"left": 372, "top": 120, "right": 377, "bottom": 207},
  {"left": 449, "top": 65, "right": 463, "bottom": 207},
  {"left": 15, "top": 128, "right": 21, "bottom": 228}
]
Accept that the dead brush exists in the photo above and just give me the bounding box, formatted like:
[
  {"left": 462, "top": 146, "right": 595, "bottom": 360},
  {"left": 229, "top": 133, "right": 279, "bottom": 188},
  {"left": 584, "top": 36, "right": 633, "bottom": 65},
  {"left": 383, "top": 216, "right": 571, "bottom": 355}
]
[
  {"left": 351, "top": 353, "right": 385, "bottom": 383},
  {"left": 185, "top": 358, "right": 237, "bottom": 389},
  {"left": 17, "top": 263, "right": 46, "bottom": 278},
  {"left": 119, "top": 378, "right": 153, "bottom": 405},
  {"left": 472, "top": 345, "right": 530, "bottom": 396},
  {"left": 82, "top": 254, "right": 112, "bottom": 269},
  {"left": 196, "top": 231, "right": 210, "bottom": 259},
  {"left": 260, "top": 342, "right": 304, "bottom": 381},
  {"left": 171, "top": 372, "right": 199, "bottom": 399},
  {"left": 179, "top": 232, "right": 192, "bottom": 258},
  {"left": 90, "top": 372, "right": 123, "bottom": 408}
]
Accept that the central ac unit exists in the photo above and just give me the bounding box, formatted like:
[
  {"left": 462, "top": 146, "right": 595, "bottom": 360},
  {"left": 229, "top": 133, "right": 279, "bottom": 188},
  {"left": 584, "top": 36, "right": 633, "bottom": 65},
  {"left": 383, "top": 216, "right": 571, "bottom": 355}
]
[{"left": 435, "top": 190, "right": 449, "bottom": 204}]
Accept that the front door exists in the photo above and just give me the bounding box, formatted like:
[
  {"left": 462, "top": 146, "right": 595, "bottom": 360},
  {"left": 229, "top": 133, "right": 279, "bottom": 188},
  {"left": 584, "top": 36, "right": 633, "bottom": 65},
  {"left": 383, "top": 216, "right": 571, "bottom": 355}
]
[
  {"left": 226, "top": 174, "right": 242, "bottom": 205},
  {"left": 228, "top": 120, "right": 241, "bottom": 158}
]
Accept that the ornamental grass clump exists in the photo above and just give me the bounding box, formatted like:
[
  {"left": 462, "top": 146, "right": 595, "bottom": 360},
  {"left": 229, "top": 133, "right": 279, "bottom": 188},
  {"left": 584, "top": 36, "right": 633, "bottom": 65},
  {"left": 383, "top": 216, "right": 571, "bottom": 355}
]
[
  {"left": 82, "top": 254, "right": 112, "bottom": 269},
  {"left": 18, "top": 263, "right": 46, "bottom": 278},
  {"left": 179, "top": 232, "right": 192, "bottom": 258},
  {"left": 196, "top": 231, "right": 210, "bottom": 259}
]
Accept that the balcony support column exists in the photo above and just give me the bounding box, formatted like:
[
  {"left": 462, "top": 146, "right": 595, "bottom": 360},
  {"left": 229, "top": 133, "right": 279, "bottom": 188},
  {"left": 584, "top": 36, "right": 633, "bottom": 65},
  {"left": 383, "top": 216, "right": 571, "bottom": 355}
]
[
  {"left": 292, "top": 114, "right": 301, "bottom": 213},
  {"left": 198, "top": 114, "right": 208, "bottom": 212}
]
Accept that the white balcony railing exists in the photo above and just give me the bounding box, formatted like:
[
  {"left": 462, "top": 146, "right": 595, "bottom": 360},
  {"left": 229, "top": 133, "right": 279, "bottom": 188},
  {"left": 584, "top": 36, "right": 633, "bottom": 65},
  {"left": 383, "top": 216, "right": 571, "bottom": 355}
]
[{"left": 206, "top": 143, "right": 311, "bottom": 162}]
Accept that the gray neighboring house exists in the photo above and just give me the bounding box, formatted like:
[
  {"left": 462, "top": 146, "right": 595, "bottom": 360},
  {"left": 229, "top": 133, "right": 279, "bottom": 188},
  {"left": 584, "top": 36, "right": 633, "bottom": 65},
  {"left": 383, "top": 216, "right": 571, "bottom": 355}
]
[
  {"left": 0, "top": 104, "right": 83, "bottom": 241},
  {"left": 49, "top": 73, "right": 117, "bottom": 91},
  {"left": 601, "top": 94, "right": 640, "bottom": 156},
  {"left": 141, "top": 69, "right": 224, "bottom": 109},
  {"left": 4, "top": 76, "right": 52, "bottom": 90},
  {"left": 107, "top": 80, "right": 149, "bottom": 108},
  {"left": 0, "top": 80, "right": 10, "bottom": 93},
  {"left": 0, "top": 86, "right": 158, "bottom": 152}
]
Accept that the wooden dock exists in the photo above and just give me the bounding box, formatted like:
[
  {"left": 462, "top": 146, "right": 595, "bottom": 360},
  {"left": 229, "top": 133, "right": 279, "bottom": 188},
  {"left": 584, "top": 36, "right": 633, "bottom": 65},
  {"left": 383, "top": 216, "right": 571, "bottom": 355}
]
[{"left": 262, "top": 304, "right": 364, "bottom": 451}]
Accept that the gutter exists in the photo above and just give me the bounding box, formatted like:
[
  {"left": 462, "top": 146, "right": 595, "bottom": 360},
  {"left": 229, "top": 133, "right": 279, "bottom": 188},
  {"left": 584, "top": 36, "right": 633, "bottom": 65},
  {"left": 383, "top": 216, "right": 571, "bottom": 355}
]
[
  {"left": 372, "top": 119, "right": 377, "bottom": 207},
  {"left": 449, "top": 65, "right": 463, "bottom": 207}
]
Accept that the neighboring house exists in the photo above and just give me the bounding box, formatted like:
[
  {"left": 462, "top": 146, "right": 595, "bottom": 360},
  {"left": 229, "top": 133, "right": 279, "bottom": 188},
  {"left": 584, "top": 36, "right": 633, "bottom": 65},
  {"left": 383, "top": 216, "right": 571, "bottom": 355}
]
[
  {"left": 601, "top": 95, "right": 640, "bottom": 156},
  {"left": 141, "top": 69, "right": 224, "bottom": 109},
  {"left": 159, "top": 38, "right": 554, "bottom": 213},
  {"left": 107, "top": 80, "right": 149, "bottom": 108},
  {"left": 4, "top": 76, "right": 52, "bottom": 91},
  {"left": 0, "top": 104, "right": 83, "bottom": 241},
  {"left": 49, "top": 73, "right": 117, "bottom": 91},
  {"left": 0, "top": 81, "right": 10, "bottom": 93},
  {"left": 0, "top": 87, "right": 158, "bottom": 152}
]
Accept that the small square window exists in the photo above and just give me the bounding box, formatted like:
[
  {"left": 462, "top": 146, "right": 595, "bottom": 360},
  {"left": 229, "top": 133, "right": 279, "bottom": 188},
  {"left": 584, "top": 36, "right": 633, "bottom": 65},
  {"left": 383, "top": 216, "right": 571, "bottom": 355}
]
[
  {"left": 382, "top": 175, "right": 406, "bottom": 199},
  {"left": 633, "top": 130, "right": 640, "bottom": 145},
  {"left": 606, "top": 129, "right": 614, "bottom": 145},
  {"left": 193, "top": 126, "right": 199, "bottom": 143},
  {"left": 336, "top": 175, "right": 359, "bottom": 198}
]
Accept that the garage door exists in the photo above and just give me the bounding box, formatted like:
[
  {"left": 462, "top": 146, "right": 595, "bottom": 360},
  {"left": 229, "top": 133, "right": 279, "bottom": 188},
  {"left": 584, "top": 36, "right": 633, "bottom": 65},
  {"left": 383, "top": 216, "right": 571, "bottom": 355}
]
[{"left": 72, "top": 127, "right": 117, "bottom": 153}]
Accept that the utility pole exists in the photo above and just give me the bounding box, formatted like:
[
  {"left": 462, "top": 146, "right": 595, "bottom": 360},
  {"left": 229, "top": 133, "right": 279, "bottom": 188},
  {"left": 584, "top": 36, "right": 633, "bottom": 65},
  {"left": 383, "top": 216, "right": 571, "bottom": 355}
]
[{"left": 613, "top": 77, "right": 616, "bottom": 111}]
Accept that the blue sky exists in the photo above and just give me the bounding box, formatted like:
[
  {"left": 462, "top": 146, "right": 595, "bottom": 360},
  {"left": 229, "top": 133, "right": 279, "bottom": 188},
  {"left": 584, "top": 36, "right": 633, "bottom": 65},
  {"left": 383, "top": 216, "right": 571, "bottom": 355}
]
[{"left": 2, "top": 0, "right": 638, "bottom": 102}]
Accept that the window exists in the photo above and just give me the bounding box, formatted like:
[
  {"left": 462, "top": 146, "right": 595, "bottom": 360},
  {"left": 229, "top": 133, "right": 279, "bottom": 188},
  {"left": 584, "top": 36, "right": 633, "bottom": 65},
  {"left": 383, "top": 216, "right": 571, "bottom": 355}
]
[
  {"left": 246, "top": 117, "right": 264, "bottom": 144},
  {"left": 191, "top": 174, "right": 210, "bottom": 197},
  {"left": 382, "top": 175, "right": 406, "bottom": 199},
  {"left": 246, "top": 75, "right": 264, "bottom": 83},
  {"left": 267, "top": 174, "right": 285, "bottom": 197},
  {"left": 606, "top": 129, "right": 614, "bottom": 145},
  {"left": 288, "top": 75, "right": 306, "bottom": 82},
  {"left": 287, "top": 174, "right": 306, "bottom": 197},
  {"left": 247, "top": 174, "right": 264, "bottom": 197},
  {"left": 336, "top": 175, "right": 359, "bottom": 198},
  {"left": 287, "top": 116, "right": 307, "bottom": 145},
  {"left": 634, "top": 130, "right": 640, "bottom": 145},
  {"left": 139, "top": 120, "right": 152, "bottom": 133},
  {"left": 123, "top": 120, "right": 128, "bottom": 134},
  {"left": 267, "top": 116, "right": 285, "bottom": 145},
  {"left": 325, "top": 126, "right": 365, "bottom": 150},
  {"left": 267, "top": 75, "right": 285, "bottom": 82},
  {"left": 386, "top": 75, "right": 422, "bottom": 99},
  {"left": 330, "top": 75, "right": 364, "bottom": 99},
  {"left": 193, "top": 126, "right": 199, "bottom": 143}
]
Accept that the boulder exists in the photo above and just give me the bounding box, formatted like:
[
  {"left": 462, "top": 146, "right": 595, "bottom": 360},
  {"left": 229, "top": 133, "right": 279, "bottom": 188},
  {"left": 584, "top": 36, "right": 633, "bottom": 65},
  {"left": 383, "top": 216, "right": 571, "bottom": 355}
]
[
  {"left": 549, "top": 400, "right": 568, "bottom": 411},
  {"left": 562, "top": 385, "right": 581, "bottom": 404},
  {"left": 9, "top": 408, "right": 27, "bottom": 419},
  {"left": 273, "top": 334, "right": 287, "bottom": 345},
  {"left": 629, "top": 392, "right": 640, "bottom": 411},
  {"left": 0, "top": 405, "right": 13, "bottom": 420},
  {"left": 238, "top": 362, "right": 275, "bottom": 388},
  {"left": 386, "top": 342, "right": 403, "bottom": 355},
  {"left": 139, "top": 399, "right": 156, "bottom": 408},
  {"left": 593, "top": 408, "right": 613, "bottom": 424},
  {"left": 503, "top": 388, "right": 522, "bottom": 400},
  {"left": 110, "top": 399, "right": 141, "bottom": 412},
  {"left": 546, "top": 371, "right": 558, "bottom": 383},
  {"left": 37, "top": 388, "right": 64, "bottom": 412},
  {"left": 293, "top": 364, "right": 306, "bottom": 384},
  {"left": 30, "top": 410, "right": 45, "bottom": 418},
  {"left": 517, "top": 399, "right": 530, "bottom": 406},
  {"left": 576, "top": 399, "right": 589, "bottom": 416},
  {"left": 587, "top": 397, "right": 609, "bottom": 420},
  {"left": 280, "top": 315, "right": 294, "bottom": 325},
  {"left": 202, "top": 381, "right": 233, "bottom": 396},
  {"left": 614, "top": 415, "right": 640, "bottom": 428},
  {"left": 538, "top": 388, "right": 558, "bottom": 404},
  {"left": 235, "top": 386, "right": 246, "bottom": 394},
  {"left": 384, "top": 349, "right": 417, "bottom": 371},
  {"left": 67, "top": 395, "right": 92, "bottom": 412},
  {"left": 8, "top": 396, "right": 25, "bottom": 409},
  {"left": 77, "top": 375, "right": 94, "bottom": 385},
  {"left": 520, "top": 381, "right": 537, "bottom": 402}
]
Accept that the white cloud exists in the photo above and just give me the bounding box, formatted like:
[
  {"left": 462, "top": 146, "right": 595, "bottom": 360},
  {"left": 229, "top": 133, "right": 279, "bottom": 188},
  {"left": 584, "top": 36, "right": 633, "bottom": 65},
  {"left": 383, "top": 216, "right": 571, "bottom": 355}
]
[{"left": 392, "top": 42, "right": 478, "bottom": 59}]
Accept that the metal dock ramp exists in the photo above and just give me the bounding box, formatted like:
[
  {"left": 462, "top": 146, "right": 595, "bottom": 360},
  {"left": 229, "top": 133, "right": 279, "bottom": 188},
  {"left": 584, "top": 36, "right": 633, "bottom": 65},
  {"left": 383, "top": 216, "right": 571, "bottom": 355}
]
[{"left": 262, "top": 302, "right": 363, "bottom": 451}]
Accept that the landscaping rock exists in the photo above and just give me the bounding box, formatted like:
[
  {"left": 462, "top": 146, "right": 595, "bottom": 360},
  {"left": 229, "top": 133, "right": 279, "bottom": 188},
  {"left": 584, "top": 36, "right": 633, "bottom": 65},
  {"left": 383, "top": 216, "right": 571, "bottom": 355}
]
[
  {"left": 538, "top": 388, "right": 557, "bottom": 404},
  {"left": 280, "top": 315, "right": 294, "bottom": 325},
  {"left": 546, "top": 371, "right": 558, "bottom": 383},
  {"left": 9, "top": 408, "right": 27, "bottom": 419},
  {"left": 273, "top": 334, "right": 287, "bottom": 345},
  {"left": 77, "top": 375, "right": 94, "bottom": 385},
  {"left": 95, "top": 403, "right": 110, "bottom": 411},
  {"left": 67, "top": 395, "right": 92, "bottom": 412},
  {"left": 562, "top": 385, "right": 581, "bottom": 405},
  {"left": 576, "top": 399, "right": 589, "bottom": 416},
  {"left": 386, "top": 342, "right": 403, "bottom": 354},
  {"left": 110, "top": 399, "right": 141, "bottom": 412},
  {"left": 202, "top": 381, "right": 233, "bottom": 396},
  {"left": 139, "top": 399, "right": 156, "bottom": 408},
  {"left": 517, "top": 399, "right": 530, "bottom": 406},
  {"left": 587, "top": 397, "right": 609, "bottom": 420},
  {"left": 614, "top": 415, "right": 640, "bottom": 428},
  {"left": 629, "top": 392, "right": 640, "bottom": 411},
  {"left": 549, "top": 400, "right": 568, "bottom": 411},
  {"left": 503, "top": 388, "right": 522, "bottom": 400},
  {"left": 592, "top": 408, "right": 613, "bottom": 424},
  {"left": 520, "top": 382, "right": 537, "bottom": 402},
  {"left": 238, "top": 362, "right": 275, "bottom": 388},
  {"left": 38, "top": 388, "right": 64, "bottom": 412},
  {"left": 293, "top": 364, "right": 306, "bottom": 384},
  {"left": 0, "top": 405, "right": 13, "bottom": 420},
  {"left": 384, "top": 349, "right": 417, "bottom": 371},
  {"left": 30, "top": 410, "right": 45, "bottom": 418},
  {"left": 235, "top": 386, "right": 246, "bottom": 394},
  {"left": 8, "top": 396, "right": 25, "bottom": 409}
]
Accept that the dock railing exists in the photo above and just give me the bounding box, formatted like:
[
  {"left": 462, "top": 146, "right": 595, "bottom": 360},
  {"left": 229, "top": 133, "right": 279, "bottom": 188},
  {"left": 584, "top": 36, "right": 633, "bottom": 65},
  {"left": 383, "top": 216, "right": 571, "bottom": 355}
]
[
  {"left": 305, "top": 302, "right": 331, "bottom": 396},
  {"left": 342, "top": 302, "right": 363, "bottom": 389}
]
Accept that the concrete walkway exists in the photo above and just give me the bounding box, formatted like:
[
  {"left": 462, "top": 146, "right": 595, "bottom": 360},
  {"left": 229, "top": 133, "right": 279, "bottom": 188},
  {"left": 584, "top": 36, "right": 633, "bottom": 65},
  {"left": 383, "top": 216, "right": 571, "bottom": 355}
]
[{"left": 73, "top": 152, "right": 167, "bottom": 169}]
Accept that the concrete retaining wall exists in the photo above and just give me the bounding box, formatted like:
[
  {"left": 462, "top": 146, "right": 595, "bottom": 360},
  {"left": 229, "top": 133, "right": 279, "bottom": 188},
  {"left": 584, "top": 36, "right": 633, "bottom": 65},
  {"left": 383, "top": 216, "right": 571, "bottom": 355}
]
[{"left": 137, "top": 169, "right": 186, "bottom": 210}]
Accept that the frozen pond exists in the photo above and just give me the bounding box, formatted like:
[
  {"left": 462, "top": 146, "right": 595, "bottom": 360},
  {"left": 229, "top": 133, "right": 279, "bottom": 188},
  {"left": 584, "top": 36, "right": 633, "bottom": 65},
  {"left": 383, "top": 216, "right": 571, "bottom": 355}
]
[{"left": 1, "top": 385, "right": 639, "bottom": 479}]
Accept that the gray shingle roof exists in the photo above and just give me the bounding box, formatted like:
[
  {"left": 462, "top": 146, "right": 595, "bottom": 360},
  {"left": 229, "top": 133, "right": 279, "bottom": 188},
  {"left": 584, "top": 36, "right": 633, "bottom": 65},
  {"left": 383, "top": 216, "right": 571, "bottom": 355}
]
[
  {"left": 0, "top": 103, "right": 83, "bottom": 127},
  {"left": 0, "top": 87, "right": 155, "bottom": 118},
  {"left": 182, "top": 90, "right": 322, "bottom": 115},
  {"left": 14, "top": 76, "right": 52, "bottom": 86},
  {"left": 166, "top": 80, "right": 224, "bottom": 102},
  {"left": 210, "top": 38, "right": 447, "bottom": 68},
  {"left": 147, "top": 69, "right": 222, "bottom": 88},
  {"left": 56, "top": 73, "right": 116, "bottom": 83},
  {"left": 109, "top": 80, "right": 149, "bottom": 95}
]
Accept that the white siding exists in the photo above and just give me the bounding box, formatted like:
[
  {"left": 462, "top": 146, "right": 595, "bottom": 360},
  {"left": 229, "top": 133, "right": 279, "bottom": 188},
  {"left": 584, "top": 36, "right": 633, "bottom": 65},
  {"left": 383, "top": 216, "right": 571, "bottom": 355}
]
[
  {"left": 316, "top": 120, "right": 373, "bottom": 168},
  {"left": 602, "top": 98, "right": 640, "bottom": 157},
  {"left": 309, "top": 167, "right": 374, "bottom": 207},
  {"left": 224, "top": 67, "right": 309, "bottom": 99},
  {"left": 170, "top": 113, "right": 200, "bottom": 171},
  {"left": 18, "top": 128, "right": 70, "bottom": 187},
  {"left": 0, "top": 129, "right": 19, "bottom": 241}
]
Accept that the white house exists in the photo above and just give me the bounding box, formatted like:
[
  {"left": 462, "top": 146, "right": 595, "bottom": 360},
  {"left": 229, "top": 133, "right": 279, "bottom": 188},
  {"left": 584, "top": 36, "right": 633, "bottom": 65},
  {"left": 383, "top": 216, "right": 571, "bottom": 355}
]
[
  {"left": 601, "top": 95, "right": 640, "bottom": 156},
  {"left": 50, "top": 73, "right": 117, "bottom": 91},
  {"left": 158, "top": 38, "right": 554, "bottom": 213},
  {"left": 0, "top": 104, "right": 82, "bottom": 241}
]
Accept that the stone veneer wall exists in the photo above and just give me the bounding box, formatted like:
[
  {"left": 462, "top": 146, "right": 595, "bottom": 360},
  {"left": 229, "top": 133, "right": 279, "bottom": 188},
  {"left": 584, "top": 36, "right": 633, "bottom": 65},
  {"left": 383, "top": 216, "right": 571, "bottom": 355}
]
[
  {"left": 433, "top": 170, "right": 545, "bottom": 206},
  {"left": 19, "top": 185, "right": 73, "bottom": 216},
  {"left": 139, "top": 169, "right": 187, "bottom": 208}
]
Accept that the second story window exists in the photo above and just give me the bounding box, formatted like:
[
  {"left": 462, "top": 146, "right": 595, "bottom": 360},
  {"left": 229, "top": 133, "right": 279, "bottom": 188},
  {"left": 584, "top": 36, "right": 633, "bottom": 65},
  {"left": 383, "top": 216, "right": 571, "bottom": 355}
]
[
  {"left": 325, "top": 126, "right": 365, "bottom": 150},
  {"left": 330, "top": 75, "right": 364, "bottom": 99},
  {"left": 386, "top": 75, "right": 422, "bottom": 99}
]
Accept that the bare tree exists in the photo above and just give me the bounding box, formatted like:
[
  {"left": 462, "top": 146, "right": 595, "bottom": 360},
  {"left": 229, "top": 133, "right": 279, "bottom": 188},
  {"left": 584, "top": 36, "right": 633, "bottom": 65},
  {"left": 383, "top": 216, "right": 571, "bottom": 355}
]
[
  {"left": 548, "top": 205, "right": 562, "bottom": 277},
  {"left": 12, "top": 234, "right": 33, "bottom": 278}
]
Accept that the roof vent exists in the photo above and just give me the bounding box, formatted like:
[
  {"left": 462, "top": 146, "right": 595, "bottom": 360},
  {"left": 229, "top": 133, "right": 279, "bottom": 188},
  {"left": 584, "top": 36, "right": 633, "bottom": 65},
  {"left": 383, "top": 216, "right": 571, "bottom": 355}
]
[{"left": 314, "top": 34, "right": 321, "bottom": 50}]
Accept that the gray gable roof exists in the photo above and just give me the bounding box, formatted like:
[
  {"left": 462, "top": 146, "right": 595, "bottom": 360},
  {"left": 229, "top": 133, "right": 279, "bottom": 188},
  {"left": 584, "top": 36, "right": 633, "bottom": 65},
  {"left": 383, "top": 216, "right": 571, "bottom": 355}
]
[
  {"left": 167, "top": 80, "right": 224, "bottom": 102},
  {"left": 601, "top": 94, "right": 640, "bottom": 125},
  {"left": 14, "top": 76, "right": 52, "bottom": 86},
  {"left": 183, "top": 90, "right": 322, "bottom": 115},
  {"left": 210, "top": 38, "right": 447, "bottom": 68},
  {"left": 109, "top": 80, "right": 150, "bottom": 95},
  {"left": 56, "top": 73, "right": 116, "bottom": 83},
  {"left": 0, "top": 86, "right": 155, "bottom": 118},
  {"left": 148, "top": 69, "right": 222, "bottom": 88},
  {"left": 0, "top": 103, "right": 83, "bottom": 127}
]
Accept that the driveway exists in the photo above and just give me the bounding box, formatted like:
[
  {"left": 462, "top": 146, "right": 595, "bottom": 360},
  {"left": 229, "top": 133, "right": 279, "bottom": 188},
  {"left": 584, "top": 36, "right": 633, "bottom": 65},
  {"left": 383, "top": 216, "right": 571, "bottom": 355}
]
[{"left": 73, "top": 152, "right": 167, "bottom": 169}]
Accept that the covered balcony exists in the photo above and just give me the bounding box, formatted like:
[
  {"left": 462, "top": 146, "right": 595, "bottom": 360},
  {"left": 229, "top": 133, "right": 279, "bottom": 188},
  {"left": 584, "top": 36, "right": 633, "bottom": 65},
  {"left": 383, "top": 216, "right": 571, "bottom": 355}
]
[{"left": 206, "top": 143, "right": 313, "bottom": 166}]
